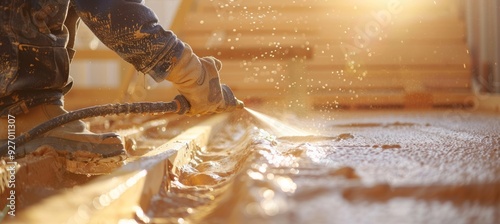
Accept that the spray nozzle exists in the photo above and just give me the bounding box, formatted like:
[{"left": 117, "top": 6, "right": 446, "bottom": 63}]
[
  {"left": 174, "top": 84, "right": 244, "bottom": 115},
  {"left": 222, "top": 84, "right": 245, "bottom": 110}
]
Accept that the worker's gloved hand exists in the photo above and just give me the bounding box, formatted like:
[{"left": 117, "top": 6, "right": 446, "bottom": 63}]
[{"left": 166, "top": 44, "right": 243, "bottom": 116}]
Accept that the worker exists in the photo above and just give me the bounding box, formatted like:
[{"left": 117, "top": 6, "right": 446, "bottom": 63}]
[{"left": 0, "top": 1, "right": 242, "bottom": 173}]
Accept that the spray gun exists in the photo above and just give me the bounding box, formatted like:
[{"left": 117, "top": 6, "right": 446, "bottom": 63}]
[{"left": 0, "top": 85, "right": 243, "bottom": 156}]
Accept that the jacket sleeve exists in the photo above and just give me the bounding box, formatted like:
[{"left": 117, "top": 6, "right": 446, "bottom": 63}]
[{"left": 71, "top": 0, "right": 185, "bottom": 82}]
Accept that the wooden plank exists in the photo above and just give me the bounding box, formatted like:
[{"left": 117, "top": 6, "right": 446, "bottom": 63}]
[
  {"left": 196, "top": 0, "right": 460, "bottom": 13},
  {"left": 317, "top": 23, "right": 466, "bottom": 42},
  {"left": 181, "top": 12, "right": 462, "bottom": 34},
  {"left": 223, "top": 78, "right": 471, "bottom": 94},
  {"left": 430, "top": 92, "right": 475, "bottom": 106},
  {"left": 14, "top": 114, "right": 228, "bottom": 223},
  {"left": 204, "top": 43, "right": 471, "bottom": 69},
  {"left": 311, "top": 91, "right": 406, "bottom": 107},
  {"left": 185, "top": 34, "right": 310, "bottom": 49},
  {"left": 222, "top": 87, "right": 472, "bottom": 109},
  {"left": 217, "top": 61, "right": 471, "bottom": 89},
  {"left": 221, "top": 76, "right": 471, "bottom": 91},
  {"left": 181, "top": 22, "right": 465, "bottom": 40},
  {"left": 220, "top": 61, "right": 470, "bottom": 73},
  {"left": 182, "top": 24, "right": 466, "bottom": 46},
  {"left": 197, "top": 0, "right": 459, "bottom": 9},
  {"left": 309, "top": 44, "right": 471, "bottom": 68},
  {"left": 192, "top": 45, "right": 313, "bottom": 60},
  {"left": 194, "top": 7, "right": 458, "bottom": 21}
]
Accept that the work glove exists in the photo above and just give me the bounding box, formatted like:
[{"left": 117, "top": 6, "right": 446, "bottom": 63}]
[{"left": 166, "top": 44, "right": 244, "bottom": 116}]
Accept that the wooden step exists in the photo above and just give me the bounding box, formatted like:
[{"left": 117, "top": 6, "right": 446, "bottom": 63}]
[
  {"left": 220, "top": 70, "right": 471, "bottom": 90},
  {"left": 182, "top": 23, "right": 466, "bottom": 47},
  {"left": 310, "top": 44, "right": 471, "bottom": 68},
  {"left": 311, "top": 90, "right": 474, "bottom": 108},
  {"left": 201, "top": 43, "right": 471, "bottom": 70},
  {"left": 181, "top": 12, "right": 463, "bottom": 35},
  {"left": 196, "top": 0, "right": 460, "bottom": 14}
]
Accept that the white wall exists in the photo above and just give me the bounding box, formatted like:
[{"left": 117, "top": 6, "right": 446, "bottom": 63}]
[{"left": 466, "top": 0, "right": 500, "bottom": 93}]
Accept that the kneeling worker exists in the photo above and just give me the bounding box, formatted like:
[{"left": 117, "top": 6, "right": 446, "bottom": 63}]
[{"left": 0, "top": 1, "right": 243, "bottom": 174}]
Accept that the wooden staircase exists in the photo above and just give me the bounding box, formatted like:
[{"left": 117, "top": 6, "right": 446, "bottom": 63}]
[{"left": 177, "top": 0, "right": 472, "bottom": 109}]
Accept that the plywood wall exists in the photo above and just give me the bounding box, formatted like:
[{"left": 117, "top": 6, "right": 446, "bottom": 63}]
[{"left": 177, "top": 0, "right": 473, "bottom": 109}]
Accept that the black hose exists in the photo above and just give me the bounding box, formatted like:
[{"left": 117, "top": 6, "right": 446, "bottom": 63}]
[{"left": 0, "top": 95, "right": 190, "bottom": 155}]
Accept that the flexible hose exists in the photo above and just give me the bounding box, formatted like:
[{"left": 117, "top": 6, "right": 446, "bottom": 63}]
[
  {"left": 0, "top": 84, "right": 244, "bottom": 156},
  {"left": 0, "top": 95, "right": 190, "bottom": 155}
]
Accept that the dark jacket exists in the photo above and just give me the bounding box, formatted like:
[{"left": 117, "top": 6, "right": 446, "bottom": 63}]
[{"left": 0, "top": 0, "right": 184, "bottom": 114}]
